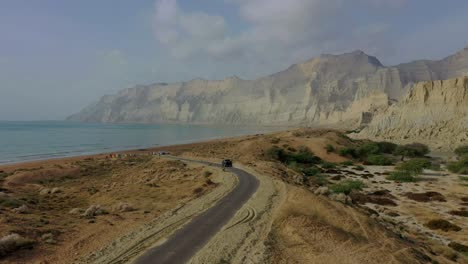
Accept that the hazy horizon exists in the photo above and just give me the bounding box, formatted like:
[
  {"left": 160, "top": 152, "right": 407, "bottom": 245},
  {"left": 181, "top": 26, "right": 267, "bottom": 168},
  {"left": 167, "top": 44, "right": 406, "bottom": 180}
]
[{"left": 2, "top": 0, "right": 468, "bottom": 121}]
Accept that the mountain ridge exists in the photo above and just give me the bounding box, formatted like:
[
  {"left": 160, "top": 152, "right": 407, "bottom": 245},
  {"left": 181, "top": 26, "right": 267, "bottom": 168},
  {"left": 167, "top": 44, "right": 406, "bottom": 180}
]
[{"left": 68, "top": 47, "right": 468, "bottom": 131}]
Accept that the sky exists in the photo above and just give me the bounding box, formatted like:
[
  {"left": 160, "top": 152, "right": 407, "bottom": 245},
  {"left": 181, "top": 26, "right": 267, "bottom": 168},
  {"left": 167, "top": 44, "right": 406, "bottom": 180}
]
[{"left": 1, "top": 0, "right": 468, "bottom": 120}]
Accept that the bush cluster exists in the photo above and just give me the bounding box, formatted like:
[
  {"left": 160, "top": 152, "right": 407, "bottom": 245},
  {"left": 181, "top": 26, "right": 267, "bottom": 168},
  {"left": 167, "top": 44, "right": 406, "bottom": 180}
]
[
  {"left": 325, "top": 144, "right": 335, "bottom": 153},
  {"left": 321, "top": 162, "right": 337, "bottom": 169},
  {"left": 393, "top": 143, "right": 430, "bottom": 160},
  {"left": 266, "top": 146, "right": 321, "bottom": 165},
  {"left": 395, "top": 158, "right": 431, "bottom": 174},
  {"left": 340, "top": 160, "right": 354, "bottom": 166},
  {"left": 339, "top": 141, "right": 429, "bottom": 164},
  {"left": 266, "top": 146, "right": 324, "bottom": 180},
  {"left": 447, "top": 145, "right": 468, "bottom": 175},
  {"left": 386, "top": 170, "right": 416, "bottom": 182},
  {"left": 454, "top": 145, "right": 468, "bottom": 157},
  {"left": 330, "top": 180, "right": 365, "bottom": 195},
  {"left": 447, "top": 156, "right": 468, "bottom": 175},
  {"left": 365, "top": 154, "right": 394, "bottom": 165},
  {"left": 386, "top": 158, "right": 432, "bottom": 182}
]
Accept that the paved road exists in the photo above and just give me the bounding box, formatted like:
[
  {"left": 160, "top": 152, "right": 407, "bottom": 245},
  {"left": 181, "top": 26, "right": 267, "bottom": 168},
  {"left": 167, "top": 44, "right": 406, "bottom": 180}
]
[{"left": 135, "top": 158, "right": 259, "bottom": 264}]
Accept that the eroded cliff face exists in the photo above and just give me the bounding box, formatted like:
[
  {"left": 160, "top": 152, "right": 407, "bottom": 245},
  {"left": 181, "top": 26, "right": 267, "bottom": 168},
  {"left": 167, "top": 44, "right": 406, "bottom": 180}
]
[
  {"left": 355, "top": 76, "right": 468, "bottom": 149},
  {"left": 69, "top": 48, "right": 468, "bottom": 129}
]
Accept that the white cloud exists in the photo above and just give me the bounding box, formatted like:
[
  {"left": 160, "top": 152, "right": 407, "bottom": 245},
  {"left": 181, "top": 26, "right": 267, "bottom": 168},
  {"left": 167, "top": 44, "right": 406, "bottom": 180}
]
[
  {"left": 153, "top": 0, "right": 227, "bottom": 59},
  {"left": 151, "top": 0, "right": 467, "bottom": 79}
]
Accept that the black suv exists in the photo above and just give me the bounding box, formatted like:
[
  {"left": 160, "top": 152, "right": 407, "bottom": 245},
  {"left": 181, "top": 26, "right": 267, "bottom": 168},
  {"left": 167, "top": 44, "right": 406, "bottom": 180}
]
[{"left": 221, "top": 159, "right": 233, "bottom": 168}]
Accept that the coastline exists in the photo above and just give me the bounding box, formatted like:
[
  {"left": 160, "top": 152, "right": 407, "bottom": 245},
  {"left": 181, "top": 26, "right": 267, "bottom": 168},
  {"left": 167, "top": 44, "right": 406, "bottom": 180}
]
[
  {"left": 0, "top": 120, "right": 283, "bottom": 166},
  {"left": 0, "top": 130, "right": 275, "bottom": 169},
  {"left": 0, "top": 131, "right": 274, "bottom": 171}
]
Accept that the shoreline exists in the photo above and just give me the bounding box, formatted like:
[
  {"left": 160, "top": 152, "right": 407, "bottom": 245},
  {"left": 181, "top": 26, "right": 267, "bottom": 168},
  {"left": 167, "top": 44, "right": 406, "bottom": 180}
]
[
  {"left": 0, "top": 130, "right": 276, "bottom": 170},
  {"left": 0, "top": 131, "right": 273, "bottom": 168},
  {"left": 0, "top": 120, "right": 286, "bottom": 167}
]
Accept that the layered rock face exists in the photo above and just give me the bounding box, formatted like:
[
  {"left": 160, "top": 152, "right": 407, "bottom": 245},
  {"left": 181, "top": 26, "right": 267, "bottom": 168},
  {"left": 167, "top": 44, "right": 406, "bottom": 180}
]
[
  {"left": 355, "top": 76, "right": 468, "bottom": 149},
  {"left": 69, "top": 48, "right": 468, "bottom": 128}
]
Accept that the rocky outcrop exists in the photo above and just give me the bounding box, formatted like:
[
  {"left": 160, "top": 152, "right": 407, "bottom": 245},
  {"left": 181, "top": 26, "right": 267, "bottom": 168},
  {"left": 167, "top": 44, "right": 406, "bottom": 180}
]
[
  {"left": 69, "top": 48, "right": 468, "bottom": 128},
  {"left": 355, "top": 76, "right": 468, "bottom": 149}
]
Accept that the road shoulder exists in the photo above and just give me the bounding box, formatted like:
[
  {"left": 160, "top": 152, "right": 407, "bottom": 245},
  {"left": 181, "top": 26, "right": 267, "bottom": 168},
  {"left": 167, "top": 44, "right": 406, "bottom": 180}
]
[
  {"left": 190, "top": 164, "right": 286, "bottom": 264},
  {"left": 78, "top": 161, "right": 237, "bottom": 264}
]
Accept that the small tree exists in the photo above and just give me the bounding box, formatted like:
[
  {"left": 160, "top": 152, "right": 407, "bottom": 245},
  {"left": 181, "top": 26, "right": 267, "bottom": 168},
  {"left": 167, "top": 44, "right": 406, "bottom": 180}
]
[
  {"left": 377, "top": 141, "right": 398, "bottom": 154},
  {"left": 395, "top": 158, "right": 431, "bottom": 175},
  {"left": 393, "top": 143, "right": 430, "bottom": 161},
  {"left": 356, "top": 143, "right": 380, "bottom": 158}
]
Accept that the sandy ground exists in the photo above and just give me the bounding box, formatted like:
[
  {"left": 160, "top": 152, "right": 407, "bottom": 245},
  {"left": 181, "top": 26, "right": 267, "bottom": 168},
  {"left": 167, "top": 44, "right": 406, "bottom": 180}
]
[
  {"left": 159, "top": 128, "right": 467, "bottom": 263},
  {"left": 79, "top": 159, "right": 237, "bottom": 264},
  {"left": 267, "top": 185, "right": 424, "bottom": 264},
  {"left": 1, "top": 127, "right": 467, "bottom": 264},
  {"left": 0, "top": 156, "right": 222, "bottom": 264},
  {"left": 335, "top": 165, "right": 468, "bottom": 263}
]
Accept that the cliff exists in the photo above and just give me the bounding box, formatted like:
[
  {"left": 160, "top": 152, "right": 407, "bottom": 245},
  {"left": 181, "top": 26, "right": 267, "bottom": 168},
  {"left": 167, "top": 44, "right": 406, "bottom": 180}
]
[
  {"left": 69, "top": 48, "right": 468, "bottom": 128},
  {"left": 355, "top": 76, "right": 468, "bottom": 149}
]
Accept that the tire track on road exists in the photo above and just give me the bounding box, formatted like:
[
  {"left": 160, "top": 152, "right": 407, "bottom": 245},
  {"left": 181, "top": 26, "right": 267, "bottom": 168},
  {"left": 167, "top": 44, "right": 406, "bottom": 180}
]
[{"left": 135, "top": 157, "right": 260, "bottom": 264}]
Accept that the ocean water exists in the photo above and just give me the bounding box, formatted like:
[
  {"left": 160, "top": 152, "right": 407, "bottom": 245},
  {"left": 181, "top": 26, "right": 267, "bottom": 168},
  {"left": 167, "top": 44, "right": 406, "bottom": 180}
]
[{"left": 0, "top": 121, "right": 268, "bottom": 164}]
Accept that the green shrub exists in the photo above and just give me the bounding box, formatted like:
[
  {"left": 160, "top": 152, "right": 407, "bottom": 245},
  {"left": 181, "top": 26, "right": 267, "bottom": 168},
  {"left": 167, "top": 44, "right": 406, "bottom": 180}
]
[
  {"left": 353, "top": 165, "right": 365, "bottom": 171},
  {"left": 0, "top": 171, "right": 11, "bottom": 181},
  {"left": 447, "top": 156, "right": 468, "bottom": 175},
  {"left": 340, "top": 160, "right": 354, "bottom": 166},
  {"left": 454, "top": 145, "right": 468, "bottom": 157},
  {"left": 393, "top": 143, "right": 430, "bottom": 160},
  {"left": 325, "top": 144, "right": 335, "bottom": 153},
  {"left": 308, "top": 173, "right": 328, "bottom": 186},
  {"left": 376, "top": 141, "right": 398, "bottom": 154},
  {"left": 386, "top": 170, "right": 417, "bottom": 182},
  {"left": 406, "top": 143, "right": 430, "bottom": 156},
  {"left": 365, "top": 155, "right": 394, "bottom": 165},
  {"left": 339, "top": 147, "right": 357, "bottom": 158},
  {"left": 356, "top": 143, "right": 380, "bottom": 157},
  {"left": 267, "top": 146, "right": 321, "bottom": 165},
  {"left": 265, "top": 147, "right": 288, "bottom": 162},
  {"left": 291, "top": 151, "right": 321, "bottom": 164},
  {"left": 330, "top": 180, "right": 365, "bottom": 195},
  {"left": 302, "top": 166, "right": 321, "bottom": 177},
  {"left": 287, "top": 161, "right": 302, "bottom": 172},
  {"left": 459, "top": 176, "right": 468, "bottom": 182},
  {"left": 321, "top": 162, "right": 337, "bottom": 169},
  {"left": 0, "top": 197, "right": 23, "bottom": 208},
  {"left": 395, "top": 158, "right": 431, "bottom": 175}
]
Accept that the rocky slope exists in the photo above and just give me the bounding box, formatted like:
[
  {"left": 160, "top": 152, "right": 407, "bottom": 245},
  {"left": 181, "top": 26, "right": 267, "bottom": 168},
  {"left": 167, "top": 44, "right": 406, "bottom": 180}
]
[
  {"left": 355, "top": 76, "right": 468, "bottom": 149},
  {"left": 69, "top": 48, "right": 468, "bottom": 127}
]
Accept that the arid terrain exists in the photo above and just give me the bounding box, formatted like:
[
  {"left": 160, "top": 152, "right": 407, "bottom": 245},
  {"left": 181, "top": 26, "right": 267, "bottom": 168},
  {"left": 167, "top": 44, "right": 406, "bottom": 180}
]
[
  {"left": 0, "top": 154, "right": 225, "bottom": 263},
  {"left": 1, "top": 128, "right": 467, "bottom": 264}
]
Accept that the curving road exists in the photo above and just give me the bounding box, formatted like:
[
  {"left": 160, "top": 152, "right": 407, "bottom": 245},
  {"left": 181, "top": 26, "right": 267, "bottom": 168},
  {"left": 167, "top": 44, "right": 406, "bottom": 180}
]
[{"left": 135, "top": 158, "right": 259, "bottom": 264}]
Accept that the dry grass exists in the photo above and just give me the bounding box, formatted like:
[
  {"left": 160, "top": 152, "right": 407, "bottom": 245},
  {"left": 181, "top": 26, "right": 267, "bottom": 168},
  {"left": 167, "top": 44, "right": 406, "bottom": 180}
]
[{"left": 0, "top": 155, "right": 218, "bottom": 263}]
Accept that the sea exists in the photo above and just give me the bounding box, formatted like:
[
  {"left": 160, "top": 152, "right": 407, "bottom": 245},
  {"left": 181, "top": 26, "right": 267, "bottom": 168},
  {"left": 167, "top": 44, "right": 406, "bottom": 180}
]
[{"left": 0, "top": 121, "right": 270, "bottom": 164}]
